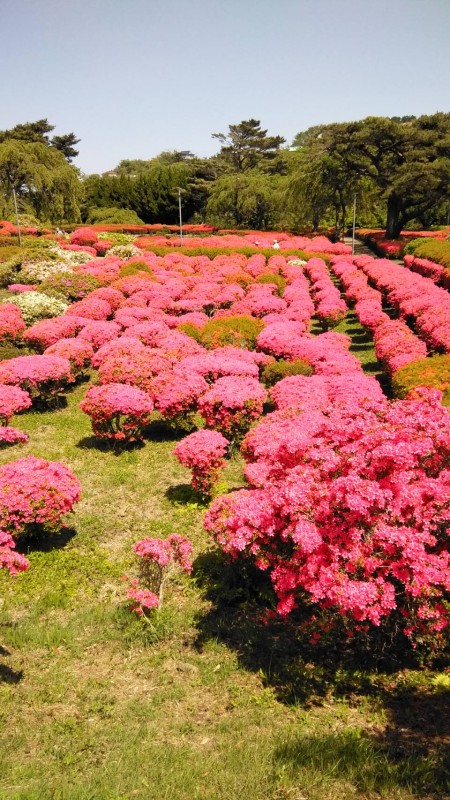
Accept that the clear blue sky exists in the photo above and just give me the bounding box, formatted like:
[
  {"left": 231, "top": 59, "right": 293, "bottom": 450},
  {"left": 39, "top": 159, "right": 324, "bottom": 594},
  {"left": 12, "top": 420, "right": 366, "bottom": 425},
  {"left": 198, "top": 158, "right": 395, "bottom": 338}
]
[{"left": 1, "top": 0, "right": 449, "bottom": 174}]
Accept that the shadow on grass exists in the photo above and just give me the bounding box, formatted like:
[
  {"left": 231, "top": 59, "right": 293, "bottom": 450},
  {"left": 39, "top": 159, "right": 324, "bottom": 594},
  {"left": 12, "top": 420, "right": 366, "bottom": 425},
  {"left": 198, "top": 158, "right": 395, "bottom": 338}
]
[
  {"left": 143, "top": 419, "right": 195, "bottom": 442},
  {"left": 166, "top": 483, "right": 205, "bottom": 506},
  {"left": 15, "top": 525, "right": 77, "bottom": 554},
  {"left": 194, "top": 550, "right": 450, "bottom": 796},
  {"left": 0, "top": 644, "right": 23, "bottom": 684},
  {"left": 76, "top": 436, "right": 145, "bottom": 454}
]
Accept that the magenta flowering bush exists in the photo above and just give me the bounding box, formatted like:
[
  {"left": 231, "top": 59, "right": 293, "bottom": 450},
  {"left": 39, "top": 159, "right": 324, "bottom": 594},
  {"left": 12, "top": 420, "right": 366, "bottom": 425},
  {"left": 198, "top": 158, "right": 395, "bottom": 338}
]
[
  {"left": 0, "top": 455, "right": 81, "bottom": 538},
  {"left": 77, "top": 320, "right": 121, "bottom": 350},
  {"left": 44, "top": 338, "right": 94, "bottom": 377},
  {"left": 0, "top": 426, "right": 29, "bottom": 447},
  {"left": 0, "top": 303, "right": 26, "bottom": 342},
  {"left": 198, "top": 376, "right": 267, "bottom": 440},
  {"left": 150, "top": 371, "right": 208, "bottom": 422},
  {"left": 127, "top": 533, "right": 193, "bottom": 615},
  {"left": 0, "top": 354, "right": 73, "bottom": 403},
  {"left": 98, "top": 350, "right": 171, "bottom": 394},
  {"left": 206, "top": 389, "right": 450, "bottom": 646},
  {"left": 23, "top": 316, "right": 84, "bottom": 351},
  {"left": 66, "top": 297, "right": 112, "bottom": 320},
  {"left": 0, "top": 530, "right": 29, "bottom": 575},
  {"left": 0, "top": 385, "right": 32, "bottom": 425},
  {"left": 80, "top": 383, "right": 154, "bottom": 443},
  {"left": 174, "top": 429, "right": 229, "bottom": 495}
]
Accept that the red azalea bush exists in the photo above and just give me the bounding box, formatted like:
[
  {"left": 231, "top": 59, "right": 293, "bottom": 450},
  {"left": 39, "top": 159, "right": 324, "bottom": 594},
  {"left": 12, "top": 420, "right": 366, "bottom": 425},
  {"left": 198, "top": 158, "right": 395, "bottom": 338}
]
[
  {"left": 0, "top": 355, "right": 73, "bottom": 402},
  {"left": 70, "top": 228, "right": 98, "bottom": 247},
  {"left": 80, "top": 383, "right": 154, "bottom": 443},
  {"left": 0, "top": 455, "right": 81, "bottom": 537},
  {"left": 0, "top": 304, "right": 26, "bottom": 342},
  {"left": 127, "top": 533, "right": 193, "bottom": 615},
  {"left": 0, "top": 530, "right": 29, "bottom": 575},
  {"left": 98, "top": 350, "right": 171, "bottom": 393},
  {"left": 205, "top": 389, "right": 450, "bottom": 646},
  {"left": 198, "top": 376, "right": 267, "bottom": 440},
  {"left": 173, "top": 429, "right": 229, "bottom": 495},
  {"left": 0, "top": 385, "right": 32, "bottom": 425}
]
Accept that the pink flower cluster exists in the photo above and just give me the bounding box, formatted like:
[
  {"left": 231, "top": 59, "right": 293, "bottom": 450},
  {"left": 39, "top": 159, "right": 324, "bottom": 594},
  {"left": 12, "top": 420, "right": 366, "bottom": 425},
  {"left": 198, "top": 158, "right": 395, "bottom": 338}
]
[
  {"left": 0, "top": 455, "right": 81, "bottom": 537},
  {"left": 174, "top": 429, "right": 229, "bottom": 495},
  {"left": 0, "top": 385, "right": 32, "bottom": 425},
  {"left": 304, "top": 258, "right": 347, "bottom": 327},
  {"left": 198, "top": 376, "right": 267, "bottom": 440},
  {"left": 403, "top": 254, "right": 444, "bottom": 284},
  {"left": 206, "top": 389, "right": 450, "bottom": 641},
  {"left": 0, "top": 530, "right": 29, "bottom": 575},
  {"left": 0, "top": 354, "right": 73, "bottom": 402},
  {"left": 80, "top": 383, "right": 154, "bottom": 442},
  {"left": 0, "top": 426, "right": 29, "bottom": 447},
  {"left": 127, "top": 533, "right": 193, "bottom": 615},
  {"left": 0, "top": 304, "right": 26, "bottom": 342}
]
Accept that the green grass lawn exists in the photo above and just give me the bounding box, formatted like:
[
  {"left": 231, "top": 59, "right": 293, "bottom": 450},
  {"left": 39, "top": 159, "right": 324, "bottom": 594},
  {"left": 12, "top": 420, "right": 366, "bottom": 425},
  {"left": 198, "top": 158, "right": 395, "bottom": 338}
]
[{"left": 0, "top": 321, "right": 448, "bottom": 799}]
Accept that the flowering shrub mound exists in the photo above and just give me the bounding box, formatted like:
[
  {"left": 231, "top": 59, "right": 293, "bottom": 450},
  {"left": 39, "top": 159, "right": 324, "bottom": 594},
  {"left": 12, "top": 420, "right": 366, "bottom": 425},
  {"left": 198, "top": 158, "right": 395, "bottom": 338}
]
[
  {"left": 23, "top": 316, "right": 84, "bottom": 351},
  {"left": 40, "top": 271, "right": 101, "bottom": 302},
  {"left": 70, "top": 228, "right": 98, "bottom": 247},
  {"left": 0, "top": 385, "right": 32, "bottom": 425},
  {"left": 98, "top": 350, "right": 171, "bottom": 394},
  {"left": 77, "top": 320, "right": 121, "bottom": 350},
  {"left": 127, "top": 534, "right": 193, "bottom": 615},
  {"left": 0, "top": 531, "right": 29, "bottom": 575},
  {"left": 7, "top": 292, "right": 68, "bottom": 326},
  {"left": 0, "top": 304, "right": 26, "bottom": 342},
  {"left": 88, "top": 286, "right": 125, "bottom": 311},
  {"left": 175, "top": 352, "right": 260, "bottom": 383},
  {"left": 0, "top": 426, "right": 29, "bottom": 447},
  {"left": 174, "top": 429, "right": 229, "bottom": 495},
  {"left": 0, "top": 455, "right": 81, "bottom": 537},
  {"left": 150, "top": 371, "right": 208, "bottom": 421},
  {"left": 91, "top": 336, "right": 147, "bottom": 369},
  {"left": 0, "top": 355, "right": 73, "bottom": 402},
  {"left": 206, "top": 390, "right": 450, "bottom": 644},
  {"left": 66, "top": 297, "right": 112, "bottom": 321},
  {"left": 199, "top": 376, "right": 267, "bottom": 440},
  {"left": 80, "top": 383, "right": 154, "bottom": 443},
  {"left": 44, "top": 339, "right": 94, "bottom": 377}
]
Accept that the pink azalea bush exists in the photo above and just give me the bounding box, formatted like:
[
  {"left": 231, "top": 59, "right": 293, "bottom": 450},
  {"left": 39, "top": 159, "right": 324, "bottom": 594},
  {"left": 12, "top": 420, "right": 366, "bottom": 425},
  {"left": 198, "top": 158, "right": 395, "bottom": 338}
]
[
  {"left": 0, "top": 426, "right": 29, "bottom": 447},
  {"left": 0, "top": 303, "right": 26, "bottom": 342},
  {"left": 198, "top": 376, "right": 267, "bottom": 440},
  {"left": 0, "top": 530, "right": 29, "bottom": 575},
  {"left": 80, "top": 383, "right": 154, "bottom": 443},
  {"left": 205, "top": 389, "right": 450, "bottom": 646},
  {"left": 0, "top": 354, "right": 73, "bottom": 403},
  {"left": 44, "top": 338, "right": 94, "bottom": 377},
  {"left": 174, "top": 429, "right": 229, "bottom": 495},
  {"left": 127, "top": 533, "right": 193, "bottom": 615},
  {"left": 150, "top": 371, "right": 208, "bottom": 422},
  {"left": 0, "top": 455, "right": 81, "bottom": 537},
  {"left": 0, "top": 385, "right": 32, "bottom": 425}
]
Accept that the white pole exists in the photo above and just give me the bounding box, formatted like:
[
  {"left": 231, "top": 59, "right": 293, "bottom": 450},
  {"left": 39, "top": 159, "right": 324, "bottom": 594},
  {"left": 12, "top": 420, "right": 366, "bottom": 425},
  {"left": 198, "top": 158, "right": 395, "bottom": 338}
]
[
  {"left": 12, "top": 187, "right": 22, "bottom": 248},
  {"left": 351, "top": 194, "right": 356, "bottom": 256},
  {"left": 178, "top": 188, "right": 183, "bottom": 245}
]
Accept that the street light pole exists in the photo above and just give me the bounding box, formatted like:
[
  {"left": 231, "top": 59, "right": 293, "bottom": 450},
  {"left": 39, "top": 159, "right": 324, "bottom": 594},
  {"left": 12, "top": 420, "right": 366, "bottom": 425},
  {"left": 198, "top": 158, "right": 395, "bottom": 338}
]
[
  {"left": 12, "top": 187, "right": 22, "bottom": 248},
  {"left": 351, "top": 194, "right": 357, "bottom": 256},
  {"left": 178, "top": 187, "right": 183, "bottom": 245}
]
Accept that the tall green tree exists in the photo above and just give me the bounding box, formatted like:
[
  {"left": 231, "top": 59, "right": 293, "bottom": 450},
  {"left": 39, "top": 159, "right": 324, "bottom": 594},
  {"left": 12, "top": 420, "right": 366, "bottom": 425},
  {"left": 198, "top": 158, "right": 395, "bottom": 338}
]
[
  {"left": 212, "top": 119, "right": 286, "bottom": 173},
  {"left": 0, "top": 119, "right": 80, "bottom": 163},
  {"left": 0, "top": 139, "right": 81, "bottom": 223},
  {"left": 206, "top": 172, "right": 286, "bottom": 229}
]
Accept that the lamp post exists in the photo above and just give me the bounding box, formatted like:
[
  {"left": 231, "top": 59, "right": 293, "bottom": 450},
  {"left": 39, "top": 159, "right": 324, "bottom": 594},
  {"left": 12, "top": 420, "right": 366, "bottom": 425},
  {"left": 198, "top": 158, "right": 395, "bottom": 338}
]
[
  {"left": 177, "top": 187, "right": 183, "bottom": 245},
  {"left": 12, "top": 187, "right": 22, "bottom": 248},
  {"left": 351, "top": 194, "right": 357, "bottom": 256}
]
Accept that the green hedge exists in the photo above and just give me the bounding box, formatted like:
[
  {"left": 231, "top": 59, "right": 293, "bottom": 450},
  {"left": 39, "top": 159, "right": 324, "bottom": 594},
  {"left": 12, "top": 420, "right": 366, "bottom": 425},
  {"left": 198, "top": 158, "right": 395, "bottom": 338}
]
[
  {"left": 140, "top": 245, "right": 329, "bottom": 262},
  {"left": 391, "top": 354, "right": 450, "bottom": 406},
  {"left": 403, "top": 238, "right": 450, "bottom": 269},
  {"left": 262, "top": 359, "right": 313, "bottom": 387}
]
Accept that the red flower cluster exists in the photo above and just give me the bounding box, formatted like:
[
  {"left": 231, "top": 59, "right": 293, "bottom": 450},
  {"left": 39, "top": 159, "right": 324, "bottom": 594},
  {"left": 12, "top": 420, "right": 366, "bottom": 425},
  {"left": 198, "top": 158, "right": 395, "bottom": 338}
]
[{"left": 174, "top": 429, "right": 229, "bottom": 495}]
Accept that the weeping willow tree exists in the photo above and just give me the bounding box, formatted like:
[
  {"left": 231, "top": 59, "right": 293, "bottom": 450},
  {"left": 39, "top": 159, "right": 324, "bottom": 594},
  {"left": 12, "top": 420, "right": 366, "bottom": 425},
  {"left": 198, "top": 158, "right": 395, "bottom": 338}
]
[{"left": 0, "top": 140, "right": 81, "bottom": 224}]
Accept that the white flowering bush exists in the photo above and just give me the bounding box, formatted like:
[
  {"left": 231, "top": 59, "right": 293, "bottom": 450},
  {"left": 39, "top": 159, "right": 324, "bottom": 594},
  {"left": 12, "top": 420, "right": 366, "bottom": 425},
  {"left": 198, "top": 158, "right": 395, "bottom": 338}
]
[
  {"left": 108, "top": 244, "right": 142, "bottom": 259},
  {"left": 21, "top": 260, "right": 71, "bottom": 283},
  {"left": 5, "top": 292, "right": 68, "bottom": 325}
]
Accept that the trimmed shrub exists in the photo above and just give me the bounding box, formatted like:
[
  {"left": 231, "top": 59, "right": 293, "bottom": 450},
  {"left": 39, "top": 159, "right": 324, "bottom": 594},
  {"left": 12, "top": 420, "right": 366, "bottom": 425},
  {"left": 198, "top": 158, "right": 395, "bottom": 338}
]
[
  {"left": 173, "top": 429, "right": 229, "bottom": 496},
  {"left": 199, "top": 315, "right": 264, "bottom": 350},
  {"left": 6, "top": 292, "right": 68, "bottom": 326},
  {"left": 392, "top": 354, "right": 450, "bottom": 406},
  {"left": 262, "top": 358, "right": 313, "bottom": 388},
  {"left": 0, "top": 354, "right": 73, "bottom": 403},
  {"left": 256, "top": 272, "right": 286, "bottom": 296},
  {"left": 80, "top": 383, "right": 154, "bottom": 443},
  {"left": 40, "top": 271, "right": 101, "bottom": 301}
]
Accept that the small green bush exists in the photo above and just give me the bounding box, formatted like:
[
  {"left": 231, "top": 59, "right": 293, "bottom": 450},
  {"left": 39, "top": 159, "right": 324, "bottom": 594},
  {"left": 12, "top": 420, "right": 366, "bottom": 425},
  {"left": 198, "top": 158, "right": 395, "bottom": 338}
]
[
  {"left": 262, "top": 358, "right": 313, "bottom": 387},
  {"left": 118, "top": 261, "right": 154, "bottom": 278},
  {"left": 40, "top": 271, "right": 101, "bottom": 301},
  {"left": 403, "top": 238, "right": 450, "bottom": 268},
  {"left": 199, "top": 315, "right": 264, "bottom": 350},
  {"left": 256, "top": 272, "right": 286, "bottom": 296},
  {"left": 391, "top": 354, "right": 450, "bottom": 406},
  {"left": 87, "top": 207, "right": 144, "bottom": 225},
  {"left": 178, "top": 322, "right": 203, "bottom": 343}
]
